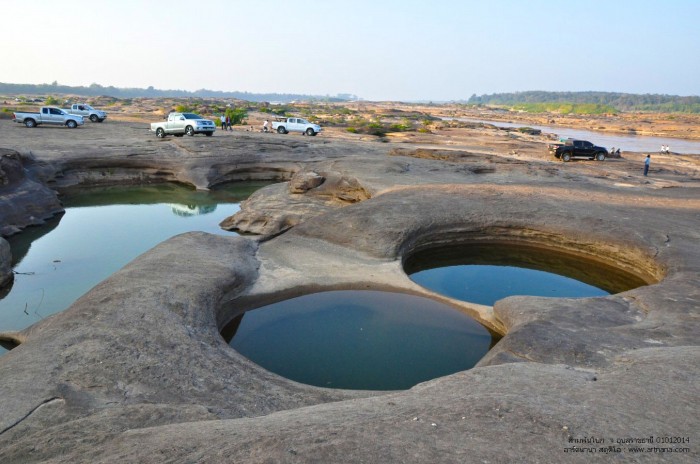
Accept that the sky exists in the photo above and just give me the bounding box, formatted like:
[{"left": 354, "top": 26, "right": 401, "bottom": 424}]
[{"left": 3, "top": 0, "right": 699, "bottom": 101}]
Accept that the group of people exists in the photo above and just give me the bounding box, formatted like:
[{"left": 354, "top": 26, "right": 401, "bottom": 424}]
[
  {"left": 608, "top": 146, "right": 652, "bottom": 176},
  {"left": 219, "top": 114, "right": 233, "bottom": 131},
  {"left": 222, "top": 117, "right": 273, "bottom": 133},
  {"left": 660, "top": 144, "right": 671, "bottom": 154}
]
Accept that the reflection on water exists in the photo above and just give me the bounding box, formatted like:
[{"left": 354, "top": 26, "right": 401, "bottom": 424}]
[
  {"left": 405, "top": 243, "right": 649, "bottom": 306},
  {"left": 223, "top": 290, "right": 495, "bottom": 391},
  {"left": 169, "top": 204, "right": 218, "bottom": 217},
  {"left": 0, "top": 339, "right": 18, "bottom": 351},
  {"left": 0, "top": 280, "right": 11, "bottom": 300},
  {"left": 6, "top": 215, "right": 62, "bottom": 267},
  {"left": 0, "top": 182, "right": 270, "bottom": 355}
]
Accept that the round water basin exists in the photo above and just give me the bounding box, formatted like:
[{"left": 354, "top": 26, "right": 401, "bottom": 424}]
[
  {"left": 222, "top": 290, "right": 495, "bottom": 391},
  {"left": 405, "top": 243, "right": 650, "bottom": 306}
]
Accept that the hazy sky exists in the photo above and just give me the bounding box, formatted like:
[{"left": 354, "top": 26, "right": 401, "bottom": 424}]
[{"left": 4, "top": 0, "right": 699, "bottom": 101}]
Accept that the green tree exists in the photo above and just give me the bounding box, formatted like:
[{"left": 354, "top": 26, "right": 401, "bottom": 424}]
[{"left": 225, "top": 107, "right": 247, "bottom": 125}]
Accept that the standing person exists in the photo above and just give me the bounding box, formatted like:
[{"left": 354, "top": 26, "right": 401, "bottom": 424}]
[
  {"left": 644, "top": 154, "right": 651, "bottom": 176},
  {"left": 220, "top": 114, "right": 226, "bottom": 131},
  {"left": 263, "top": 119, "right": 269, "bottom": 132},
  {"left": 225, "top": 114, "right": 231, "bottom": 131}
]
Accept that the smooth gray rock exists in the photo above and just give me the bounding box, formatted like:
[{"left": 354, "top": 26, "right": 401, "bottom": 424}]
[
  {"left": 288, "top": 170, "right": 325, "bottom": 193},
  {"left": 0, "top": 149, "right": 63, "bottom": 236},
  {"left": 0, "top": 119, "right": 698, "bottom": 463}
]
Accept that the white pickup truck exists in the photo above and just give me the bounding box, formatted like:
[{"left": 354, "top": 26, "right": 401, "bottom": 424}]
[
  {"left": 12, "top": 107, "right": 84, "bottom": 128},
  {"left": 150, "top": 112, "right": 216, "bottom": 137},
  {"left": 63, "top": 104, "right": 107, "bottom": 122},
  {"left": 272, "top": 117, "right": 322, "bottom": 136}
]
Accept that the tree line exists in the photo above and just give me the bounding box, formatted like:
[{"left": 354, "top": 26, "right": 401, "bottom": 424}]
[
  {"left": 0, "top": 82, "right": 356, "bottom": 103},
  {"left": 466, "top": 91, "right": 700, "bottom": 113}
]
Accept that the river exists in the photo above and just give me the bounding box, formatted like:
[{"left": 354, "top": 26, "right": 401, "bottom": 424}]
[{"left": 449, "top": 118, "right": 700, "bottom": 154}]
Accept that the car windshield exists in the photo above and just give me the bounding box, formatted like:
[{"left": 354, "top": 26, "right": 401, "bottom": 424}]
[{"left": 183, "top": 113, "right": 204, "bottom": 120}]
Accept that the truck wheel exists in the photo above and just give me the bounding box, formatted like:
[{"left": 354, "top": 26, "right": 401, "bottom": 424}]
[
  {"left": 89, "top": 114, "right": 98, "bottom": 122},
  {"left": 277, "top": 126, "right": 286, "bottom": 134},
  {"left": 156, "top": 128, "right": 166, "bottom": 138},
  {"left": 305, "top": 128, "right": 315, "bottom": 136},
  {"left": 185, "top": 126, "right": 195, "bottom": 136},
  {"left": 595, "top": 152, "right": 606, "bottom": 161},
  {"left": 24, "top": 119, "right": 36, "bottom": 128},
  {"left": 561, "top": 153, "right": 572, "bottom": 162},
  {"left": 66, "top": 120, "right": 78, "bottom": 128}
]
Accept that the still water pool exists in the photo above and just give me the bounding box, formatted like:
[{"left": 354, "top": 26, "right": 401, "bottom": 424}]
[
  {"left": 223, "top": 290, "right": 495, "bottom": 391},
  {"left": 405, "top": 243, "right": 649, "bottom": 306},
  {"left": 0, "top": 182, "right": 269, "bottom": 354}
]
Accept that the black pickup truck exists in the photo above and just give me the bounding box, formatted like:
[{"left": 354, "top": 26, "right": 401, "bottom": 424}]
[{"left": 548, "top": 139, "right": 608, "bottom": 162}]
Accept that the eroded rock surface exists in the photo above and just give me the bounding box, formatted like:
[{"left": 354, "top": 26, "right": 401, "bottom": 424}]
[
  {"left": 288, "top": 170, "right": 325, "bottom": 193},
  {"left": 0, "top": 119, "right": 699, "bottom": 463},
  {"left": 0, "top": 149, "right": 63, "bottom": 236},
  {"left": 222, "top": 168, "right": 373, "bottom": 235}
]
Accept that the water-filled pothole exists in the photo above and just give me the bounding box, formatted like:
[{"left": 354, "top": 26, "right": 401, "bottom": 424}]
[
  {"left": 0, "top": 181, "right": 270, "bottom": 356},
  {"left": 404, "top": 243, "right": 650, "bottom": 305},
  {"left": 221, "top": 290, "right": 496, "bottom": 391}
]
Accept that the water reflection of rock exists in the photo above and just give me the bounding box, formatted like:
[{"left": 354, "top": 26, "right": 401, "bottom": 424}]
[
  {"left": 0, "top": 280, "right": 11, "bottom": 300},
  {"left": 0, "top": 238, "right": 12, "bottom": 292},
  {"left": 0, "top": 339, "right": 17, "bottom": 351},
  {"left": 169, "top": 204, "right": 217, "bottom": 217},
  {"left": 4, "top": 215, "right": 62, "bottom": 268}
]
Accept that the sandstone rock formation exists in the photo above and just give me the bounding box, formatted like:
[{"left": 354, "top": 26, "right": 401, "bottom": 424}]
[
  {"left": 222, "top": 168, "right": 373, "bottom": 235},
  {"left": 288, "top": 170, "right": 325, "bottom": 193},
  {"left": 0, "top": 149, "right": 63, "bottom": 237},
  {"left": 0, "top": 119, "right": 698, "bottom": 463}
]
